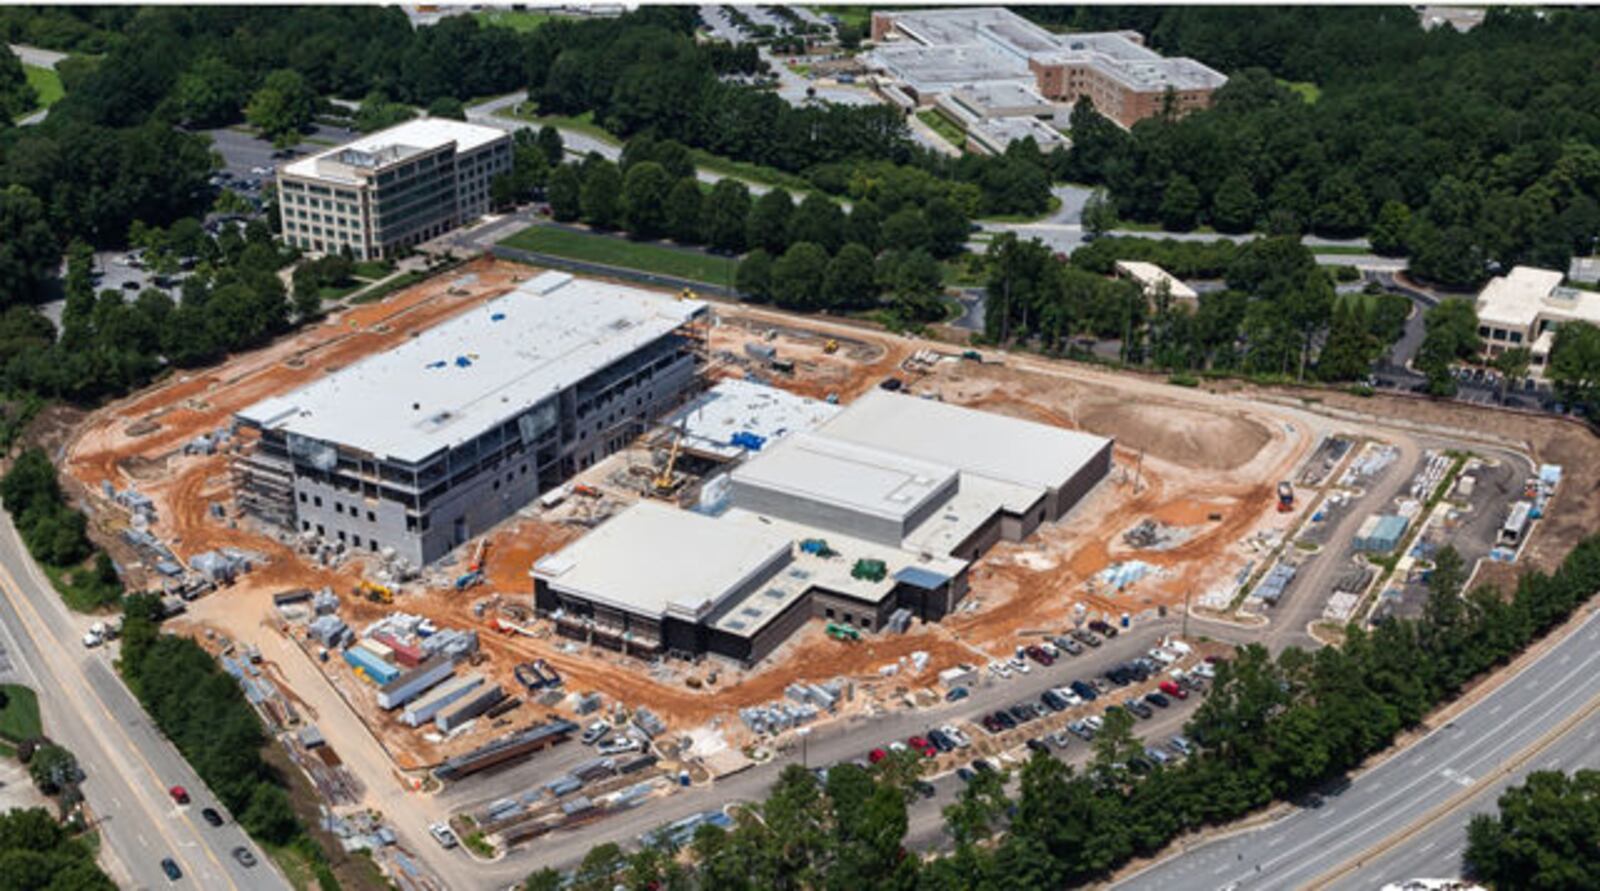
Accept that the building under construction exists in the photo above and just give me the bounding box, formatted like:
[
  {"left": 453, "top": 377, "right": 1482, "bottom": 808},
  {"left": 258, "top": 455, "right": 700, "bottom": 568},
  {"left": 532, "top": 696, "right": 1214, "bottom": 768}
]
[
  {"left": 534, "top": 387, "right": 1113, "bottom": 665},
  {"left": 232, "top": 272, "right": 709, "bottom": 566}
]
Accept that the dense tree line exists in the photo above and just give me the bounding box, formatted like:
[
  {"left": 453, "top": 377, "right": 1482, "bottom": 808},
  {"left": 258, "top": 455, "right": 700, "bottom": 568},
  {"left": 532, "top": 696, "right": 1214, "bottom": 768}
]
[
  {"left": 536, "top": 536, "right": 1600, "bottom": 890},
  {"left": 1049, "top": 7, "right": 1600, "bottom": 288},
  {"left": 119, "top": 594, "right": 305, "bottom": 847},
  {"left": 1466, "top": 769, "right": 1600, "bottom": 888},
  {"left": 0, "top": 448, "right": 121, "bottom": 611},
  {"left": 985, "top": 233, "right": 1397, "bottom": 380},
  {"left": 1549, "top": 322, "right": 1600, "bottom": 412},
  {"left": 0, "top": 47, "right": 36, "bottom": 123},
  {"left": 0, "top": 807, "right": 115, "bottom": 890}
]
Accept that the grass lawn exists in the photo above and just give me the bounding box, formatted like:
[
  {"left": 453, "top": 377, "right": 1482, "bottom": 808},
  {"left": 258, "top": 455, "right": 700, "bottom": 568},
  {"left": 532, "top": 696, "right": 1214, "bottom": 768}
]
[
  {"left": 0, "top": 685, "right": 41, "bottom": 744},
  {"left": 23, "top": 64, "right": 64, "bottom": 112},
  {"left": 318, "top": 281, "right": 364, "bottom": 301},
  {"left": 351, "top": 259, "right": 395, "bottom": 280},
  {"left": 42, "top": 563, "right": 120, "bottom": 613},
  {"left": 1279, "top": 79, "right": 1322, "bottom": 104},
  {"left": 809, "top": 5, "right": 871, "bottom": 29},
  {"left": 980, "top": 194, "right": 1063, "bottom": 225},
  {"left": 686, "top": 149, "right": 815, "bottom": 195},
  {"left": 916, "top": 109, "right": 966, "bottom": 151},
  {"left": 940, "top": 258, "right": 989, "bottom": 287},
  {"left": 476, "top": 10, "right": 555, "bottom": 32},
  {"left": 496, "top": 102, "right": 619, "bottom": 147},
  {"left": 501, "top": 225, "right": 738, "bottom": 286},
  {"left": 349, "top": 270, "right": 427, "bottom": 304}
]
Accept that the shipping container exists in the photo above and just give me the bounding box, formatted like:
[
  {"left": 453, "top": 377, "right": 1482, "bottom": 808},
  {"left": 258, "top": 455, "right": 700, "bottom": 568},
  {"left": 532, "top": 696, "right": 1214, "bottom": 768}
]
[
  {"left": 357, "top": 638, "right": 394, "bottom": 660},
  {"left": 436, "top": 686, "right": 507, "bottom": 733},
  {"left": 344, "top": 647, "right": 400, "bottom": 685},
  {"left": 373, "top": 632, "right": 424, "bottom": 668},
  {"left": 401, "top": 674, "right": 484, "bottom": 727},
  {"left": 376, "top": 655, "right": 454, "bottom": 710}
]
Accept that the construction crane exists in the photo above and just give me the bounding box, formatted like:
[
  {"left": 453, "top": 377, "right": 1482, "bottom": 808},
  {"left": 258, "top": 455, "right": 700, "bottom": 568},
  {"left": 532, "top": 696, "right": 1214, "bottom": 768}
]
[{"left": 653, "top": 420, "right": 687, "bottom": 497}]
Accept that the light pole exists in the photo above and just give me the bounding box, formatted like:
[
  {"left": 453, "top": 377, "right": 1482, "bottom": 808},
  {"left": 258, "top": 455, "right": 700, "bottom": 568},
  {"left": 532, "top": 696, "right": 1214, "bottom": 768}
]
[{"left": 798, "top": 726, "right": 812, "bottom": 769}]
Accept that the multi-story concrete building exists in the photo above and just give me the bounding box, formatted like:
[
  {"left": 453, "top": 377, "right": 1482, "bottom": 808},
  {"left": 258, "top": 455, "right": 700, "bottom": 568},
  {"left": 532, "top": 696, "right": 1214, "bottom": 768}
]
[
  {"left": 232, "top": 272, "right": 708, "bottom": 566},
  {"left": 867, "top": 7, "right": 1225, "bottom": 130},
  {"left": 276, "top": 118, "right": 512, "bottom": 260},
  {"left": 1475, "top": 265, "right": 1600, "bottom": 377}
]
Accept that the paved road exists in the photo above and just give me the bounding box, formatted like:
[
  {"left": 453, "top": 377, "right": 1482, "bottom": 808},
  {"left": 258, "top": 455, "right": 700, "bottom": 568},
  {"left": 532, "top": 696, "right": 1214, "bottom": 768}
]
[
  {"left": 981, "top": 220, "right": 1380, "bottom": 267},
  {"left": 8, "top": 43, "right": 66, "bottom": 69},
  {"left": 1117, "top": 605, "right": 1600, "bottom": 891},
  {"left": 0, "top": 513, "right": 288, "bottom": 890}
]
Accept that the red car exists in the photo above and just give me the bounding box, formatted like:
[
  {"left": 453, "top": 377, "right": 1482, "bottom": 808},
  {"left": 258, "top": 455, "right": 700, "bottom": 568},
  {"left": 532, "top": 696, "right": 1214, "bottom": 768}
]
[
  {"left": 169, "top": 785, "right": 190, "bottom": 805},
  {"left": 1025, "top": 645, "right": 1055, "bottom": 666},
  {"left": 907, "top": 736, "right": 937, "bottom": 758},
  {"left": 1159, "top": 680, "right": 1189, "bottom": 699},
  {"left": 868, "top": 748, "right": 887, "bottom": 764}
]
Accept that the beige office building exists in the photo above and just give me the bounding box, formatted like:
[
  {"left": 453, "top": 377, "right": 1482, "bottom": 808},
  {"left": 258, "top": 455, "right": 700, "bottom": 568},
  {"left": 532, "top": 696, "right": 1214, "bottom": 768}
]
[
  {"left": 276, "top": 118, "right": 512, "bottom": 260},
  {"left": 1475, "top": 266, "right": 1600, "bottom": 377}
]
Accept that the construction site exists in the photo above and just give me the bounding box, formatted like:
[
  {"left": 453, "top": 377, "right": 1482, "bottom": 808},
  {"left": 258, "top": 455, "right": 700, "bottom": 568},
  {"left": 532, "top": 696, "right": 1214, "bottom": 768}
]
[{"left": 67, "top": 255, "right": 1541, "bottom": 863}]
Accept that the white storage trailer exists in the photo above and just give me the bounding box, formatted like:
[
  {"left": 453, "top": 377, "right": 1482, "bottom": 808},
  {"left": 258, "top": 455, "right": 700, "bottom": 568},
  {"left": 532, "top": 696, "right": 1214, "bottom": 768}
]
[{"left": 402, "top": 674, "right": 484, "bottom": 727}]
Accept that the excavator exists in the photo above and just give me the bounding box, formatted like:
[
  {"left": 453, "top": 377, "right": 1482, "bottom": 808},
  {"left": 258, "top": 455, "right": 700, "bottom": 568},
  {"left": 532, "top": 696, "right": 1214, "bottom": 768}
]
[
  {"left": 355, "top": 579, "right": 393, "bottom": 604},
  {"left": 455, "top": 539, "right": 489, "bottom": 590},
  {"left": 652, "top": 420, "right": 687, "bottom": 498}
]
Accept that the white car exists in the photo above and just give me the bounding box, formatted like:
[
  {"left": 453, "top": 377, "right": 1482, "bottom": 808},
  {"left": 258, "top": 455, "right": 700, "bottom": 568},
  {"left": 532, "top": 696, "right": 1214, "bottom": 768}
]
[
  {"left": 888, "top": 741, "right": 908, "bottom": 754},
  {"left": 1148, "top": 648, "right": 1179, "bottom": 665},
  {"left": 1008, "top": 656, "right": 1031, "bottom": 674},
  {"left": 940, "top": 725, "right": 971, "bottom": 748},
  {"left": 1053, "top": 687, "right": 1083, "bottom": 707},
  {"left": 1039, "top": 642, "right": 1059, "bottom": 658},
  {"left": 597, "top": 736, "right": 643, "bottom": 757},
  {"left": 82, "top": 631, "right": 103, "bottom": 649},
  {"left": 428, "top": 823, "right": 458, "bottom": 849},
  {"left": 580, "top": 721, "right": 610, "bottom": 745},
  {"left": 1084, "top": 715, "right": 1104, "bottom": 733},
  {"left": 1194, "top": 662, "right": 1217, "bottom": 679},
  {"left": 1165, "top": 640, "right": 1193, "bottom": 656},
  {"left": 989, "top": 661, "right": 1011, "bottom": 679}
]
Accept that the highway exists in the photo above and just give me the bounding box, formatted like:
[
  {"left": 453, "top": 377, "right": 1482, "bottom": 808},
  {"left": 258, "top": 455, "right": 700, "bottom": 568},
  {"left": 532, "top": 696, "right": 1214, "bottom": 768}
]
[
  {"left": 0, "top": 513, "right": 288, "bottom": 891},
  {"left": 1117, "top": 605, "right": 1600, "bottom": 891}
]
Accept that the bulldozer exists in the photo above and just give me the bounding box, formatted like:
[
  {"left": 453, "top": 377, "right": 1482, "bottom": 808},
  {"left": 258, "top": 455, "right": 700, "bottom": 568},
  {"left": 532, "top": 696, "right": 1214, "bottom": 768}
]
[
  {"left": 826, "top": 622, "right": 861, "bottom": 642},
  {"left": 355, "top": 580, "right": 393, "bottom": 604},
  {"left": 823, "top": 339, "right": 839, "bottom": 355}
]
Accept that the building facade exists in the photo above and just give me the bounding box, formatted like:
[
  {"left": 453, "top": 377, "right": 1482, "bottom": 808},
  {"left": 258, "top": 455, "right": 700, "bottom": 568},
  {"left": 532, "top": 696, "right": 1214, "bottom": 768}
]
[
  {"left": 233, "top": 272, "right": 707, "bottom": 566},
  {"left": 1475, "top": 266, "right": 1600, "bottom": 377},
  {"left": 276, "top": 118, "right": 512, "bottom": 260}
]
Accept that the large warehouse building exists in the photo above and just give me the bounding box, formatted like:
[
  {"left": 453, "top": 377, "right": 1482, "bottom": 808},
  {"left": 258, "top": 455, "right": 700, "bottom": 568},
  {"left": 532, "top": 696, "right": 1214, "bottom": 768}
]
[
  {"left": 534, "top": 387, "right": 1113, "bottom": 665},
  {"left": 233, "top": 271, "right": 708, "bottom": 566}
]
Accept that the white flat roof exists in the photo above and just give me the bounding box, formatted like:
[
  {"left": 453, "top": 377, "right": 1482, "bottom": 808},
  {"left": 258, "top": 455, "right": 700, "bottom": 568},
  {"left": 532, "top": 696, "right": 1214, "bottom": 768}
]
[
  {"left": 729, "top": 432, "right": 958, "bottom": 524},
  {"left": 281, "top": 118, "right": 508, "bottom": 181},
  {"left": 662, "top": 379, "right": 840, "bottom": 460},
  {"left": 533, "top": 501, "right": 794, "bottom": 622},
  {"left": 237, "top": 272, "right": 705, "bottom": 464},
  {"left": 1475, "top": 266, "right": 1600, "bottom": 331},
  {"left": 817, "top": 390, "right": 1111, "bottom": 495},
  {"left": 1116, "top": 260, "right": 1200, "bottom": 302}
]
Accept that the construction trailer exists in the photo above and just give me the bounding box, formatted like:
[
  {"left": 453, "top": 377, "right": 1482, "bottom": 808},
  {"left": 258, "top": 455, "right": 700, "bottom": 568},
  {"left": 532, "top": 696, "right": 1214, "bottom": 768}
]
[
  {"left": 401, "top": 674, "right": 484, "bottom": 727},
  {"left": 375, "top": 655, "right": 454, "bottom": 710},
  {"left": 232, "top": 272, "right": 709, "bottom": 566},
  {"left": 1354, "top": 514, "right": 1409, "bottom": 553},
  {"left": 344, "top": 647, "right": 400, "bottom": 685},
  {"left": 436, "top": 686, "right": 508, "bottom": 733}
]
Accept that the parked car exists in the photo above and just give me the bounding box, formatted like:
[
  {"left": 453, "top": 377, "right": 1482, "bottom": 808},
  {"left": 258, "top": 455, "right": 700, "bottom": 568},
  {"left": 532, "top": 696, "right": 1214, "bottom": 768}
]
[
  {"left": 1169, "top": 735, "right": 1194, "bottom": 756},
  {"left": 971, "top": 759, "right": 995, "bottom": 774},
  {"left": 928, "top": 729, "right": 955, "bottom": 753},
  {"left": 1067, "top": 720, "right": 1093, "bottom": 741},
  {"left": 598, "top": 736, "right": 642, "bottom": 756},
  {"left": 1072, "top": 628, "right": 1101, "bottom": 647},
  {"left": 201, "top": 807, "right": 224, "bottom": 827},
  {"left": 1025, "top": 738, "right": 1050, "bottom": 756},
  {"left": 1008, "top": 656, "right": 1031, "bottom": 674},
  {"left": 989, "top": 660, "right": 1012, "bottom": 679},
  {"left": 1148, "top": 648, "right": 1179, "bottom": 665},
  {"left": 1088, "top": 619, "right": 1119, "bottom": 638},
  {"left": 1053, "top": 635, "right": 1083, "bottom": 656},
  {"left": 1048, "top": 731, "right": 1071, "bottom": 749},
  {"left": 1039, "top": 641, "right": 1059, "bottom": 659},
  {"left": 1127, "top": 755, "right": 1154, "bottom": 775},
  {"left": 994, "top": 711, "right": 1016, "bottom": 730},
  {"left": 888, "top": 741, "right": 908, "bottom": 754},
  {"left": 581, "top": 721, "right": 611, "bottom": 745},
  {"left": 908, "top": 736, "right": 937, "bottom": 757},
  {"left": 1008, "top": 704, "right": 1034, "bottom": 725},
  {"left": 868, "top": 748, "right": 888, "bottom": 764},
  {"left": 945, "top": 686, "right": 970, "bottom": 702},
  {"left": 1053, "top": 686, "right": 1083, "bottom": 707},
  {"left": 1025, "top": 645, "right": 1054, "bottom": 666},
  {"left": 1084, "top": 715, "right": 1104, "bottom": 733},
  {"left": 168, "top": 786, "right": 189, "bottom": 805},
  {"left": 941, "top": 725, "right": 971, "bottom": 748},
  {"left": 1146, "top": 747, "right": 1173, "bottom": 766},
  {"left": 231, "top": 847, "right": 256, "bottom": 867},
  {"left": 1144, "top": 691, "right": 1171, "bottom": 709},
  {"left": 1159, "top": 680, "right": 1188, "bottom": 699},
  {"left": 160, "top": 858, "right": 182, "bottom": 881},
  {"left": 956, "top": 767, "right": 976, "bottom": 783},
  {"left": 1124, "top": 699, "right": 1154, "bottom": 719},
  {"left": 1194, "top": 662, "right": 1217, "bottom": 679},
  {"left": 981, "top": 715, "right": 1005, "bottom": 734},
  {"left": 912, "top": 780, "right": 937, "bottom": 799},
  {"left": 1069, "top": 680, "right": 1098, "bottom": 701},
  {"left": 1040, "top": 690, "right": 1067, "bottom": 712},
  {"left": 429, "top": 823, "right": 458, "bottom": 849}
]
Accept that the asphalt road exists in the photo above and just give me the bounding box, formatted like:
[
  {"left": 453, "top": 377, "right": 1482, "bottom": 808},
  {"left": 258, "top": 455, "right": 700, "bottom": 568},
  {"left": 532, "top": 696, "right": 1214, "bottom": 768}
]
[
  {"left": 1117, "top": 606, "right": 1600, "bottom": 891},
  {"left": 0, "top": 513, "right": 287, "bottom": 891}
]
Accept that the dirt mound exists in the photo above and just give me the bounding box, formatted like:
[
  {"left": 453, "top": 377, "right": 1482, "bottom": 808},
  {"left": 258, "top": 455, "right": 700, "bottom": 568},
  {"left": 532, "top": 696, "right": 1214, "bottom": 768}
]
[{"left": 1078, "top": 400, "right": 1272, "bottom": 471}]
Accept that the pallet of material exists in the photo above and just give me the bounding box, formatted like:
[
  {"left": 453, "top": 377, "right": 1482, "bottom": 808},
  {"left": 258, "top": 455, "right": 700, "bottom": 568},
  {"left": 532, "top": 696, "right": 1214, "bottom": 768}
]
[
  {"left": 316, "top": 746, "right": 343, "bottom": 767},
  {"left": 432, "top": 720, "right": 579, "bottom": 782}
]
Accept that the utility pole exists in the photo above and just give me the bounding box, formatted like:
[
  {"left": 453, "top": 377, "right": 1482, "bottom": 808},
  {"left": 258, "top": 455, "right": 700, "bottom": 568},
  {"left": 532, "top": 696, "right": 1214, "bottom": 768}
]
[{"left": 1182, "top": 587, "right": 1191, "bottom": 640}]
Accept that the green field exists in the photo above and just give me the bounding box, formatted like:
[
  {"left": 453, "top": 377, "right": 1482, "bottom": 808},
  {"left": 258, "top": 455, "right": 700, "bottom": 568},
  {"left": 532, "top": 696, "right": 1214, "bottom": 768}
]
[
  {"left": 476, "top": 10, "right": 555, "bottom": 32},
  {"left": 501, "top": 225, "right": 738, "bottom": 286},
  {"left": 23, "top": 64, "right": 64, "bottom": 113},
  {"left": 809, "top": 5, "right": 871, "bottom": 29},
  {"left": 916, "top": 109, "right": 966, "bottom": 151},
  {"left": 496, "top": 102, "right": 618, "bottom": 147},
  {"left": 0, "top": 685, "right": 41, "bottom": 744},
  {"left": 1279, "top": 79, "right": 1322, "bottom": 104}
]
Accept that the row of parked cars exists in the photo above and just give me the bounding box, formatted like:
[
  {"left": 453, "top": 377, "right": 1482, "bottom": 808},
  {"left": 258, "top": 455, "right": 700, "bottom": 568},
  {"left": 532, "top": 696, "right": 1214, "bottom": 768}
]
[
  {"left": 986, "top": 624, "right": 1125, "bottom": 681},
  {"left": 866, "top": 723, "right": 974, "bottom": 764}
]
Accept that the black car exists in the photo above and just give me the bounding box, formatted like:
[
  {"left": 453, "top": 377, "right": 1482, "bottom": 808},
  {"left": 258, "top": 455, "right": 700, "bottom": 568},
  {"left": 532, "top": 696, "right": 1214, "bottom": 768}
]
[
  {"left": 1088, "top": 619, "right": 1119, "bottom": 638},
  {"left": 1125, "top": 699, "right": 1154, "bottom": 719},
  {"left": 994, "top": 711, "right": 1016, "bottom": 730},
  {"left": 1008, "top": 704, "right": 1034, "bottom": 724},
  {"left": 928, "top": 729, "right": 955, "bottom": 753},
  {"left": 1128, "top": 662, "right": 1151, "bottom": 682},
  {"left": 160, "top": 858, "right": 182, "bottom": 881},
  {"left": 1145, "top": 692, "right": 1171, "bottom": 708},
  {"left": 879, "top": 377, "right": 903, "bottom": 392},
  {"left": 1127, "top": 756, "right": 1154, "bottom": 775},
  {"left": 1040, "top": 690, "right": 1067, "bottom": 712},
  {"left": 1072, "top": 628, "right": 1102, "bottom": 647},
  {"left": 1105, "top": 667, "right": 1132, "bottom": 686},
  {"left": 201, "top": 807, "right": 224, "bottom": 827},
  {"left": 956, "top": 767, "right": 975, "bottom": 783},
  {"left": 972, "top": 759, "right": 995, "bottom": 774},
  {"left": 1069, "top": 680, "right": 1098, "bottom": 701},
  {"left": 231, "top": 847, "right": 257, "bottom": 868},
  {"left": 1025, "top": 738, "right": 1050, "bottom": 756},
  {"left": 913, "top": 780, "right": 937, "bottom": 799}
]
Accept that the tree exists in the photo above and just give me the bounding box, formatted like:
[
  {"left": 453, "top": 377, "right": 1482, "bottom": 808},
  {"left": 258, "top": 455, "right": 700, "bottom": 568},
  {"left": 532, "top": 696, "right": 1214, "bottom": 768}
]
[
  {"left": 620, "top": 161, "right": 671, "bottom": 238},
  {"left": 736, "top": 249, "right": 774, "bottom": 302},
  {"left": 427, "top": 96, "right": 466, "bottom": 120},
  {"left": 0, "top": 186, "right": 57, "bottom": 309},
  {"left": 548, "top": 164, "right": 582, "bottom": 222},
  {"left": 535, "top": 126, "right": 565, "bottom": 166},
  {"left": 748, "top": 189, "right": 795, "bottom": 255},
  {"left": 881, "top": 207, "right": 930, "bottom": 253},
  {"left": 0, "top": 50, "right": 36, "bottom": 122},
  {"left": 845, "top": 199, "right": 883, "bottom": 253},
  {"left": 1317, "top": 299, "right": 1378, "bottom": 382},
  {"left": 787, "top": 194, "right": 846, "bottom": 255},
  {"left": 1210, "top": 173, "right": 1258, "bottom": 234},
  {"left": 1466, "top": 771, "right": 1600, "bottom": 890},
  {"left": 26, "top": 743, "right": 79, "bottom": 797},
  {"left": 240, "top": 783, "right": 299, "bottom": 845},
  {"left": 1369, "top": 201, "right": 1411, "bottom": 257},
  {"left": 246, "top": 69, "right": 316, "bottom": 148},
  {"left": 704, "top": 180, "right": 751, "bottom": 253},
  {"left": 1159, "top": 174, "right": 1201, "bottom": 231},
  {"left": 1547, "top": 321, "right": 1600, "bottom": 410},
  {"left": 770, "top": 242, "right": 829, "bottom": 310},
  {"left": 665, "top": 178, "right": 704, "bottom": 244},
  {"left": 1492, "top": 346, "right": 1532, "bottom": 403},
  {"left": 1082, "top": 187, "right": 1119, "bottom": 239},
  {"left": 353, "top": 90, "right": 417, "bottom": 133},
  {"left": 1416, "top": 297, "right": 1482, "bottom": 395},
  {"left": 580, "top": 160, "right": 623, "bottom": 229},
  {"left": 822, "top": 243, "right": 877, "bottom": 310},
  {"left": 924, "top": 197, "right": 970, "bottom": 259},
  {"left": 1312, "top": 170, "right": 1369, "bottom": 238},
  {"left": 172, "top": 56, "right": 248, "bottom": 127}
]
